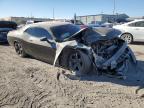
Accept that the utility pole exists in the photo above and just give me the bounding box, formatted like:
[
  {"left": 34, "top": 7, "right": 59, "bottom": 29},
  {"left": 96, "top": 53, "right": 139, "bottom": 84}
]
[
  {"left": 53, "top": 8, "right": 55, "bottom": 20},
  {"left": 30, "top": 12, "right": 33, "bottom": 18},
  {"left": 113, "top": 0, "right": 116, "bottom": 15},
  {"left": 101, "top": 11, "right": 104, "bottom": 14},
  {"left": 113, "top": 0, "right": 116, "bottom": 23},
  {"left": 74, "top": 13, "right": 76, "bottom": 24}
]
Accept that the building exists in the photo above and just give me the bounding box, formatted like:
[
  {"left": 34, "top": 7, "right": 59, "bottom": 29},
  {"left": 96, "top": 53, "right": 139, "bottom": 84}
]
[
  {"left": 0, "top": 17, "right": 53, "bottom": 25},
  {"left": 76, "top": 14, "right": 129, "bottom": 24}
]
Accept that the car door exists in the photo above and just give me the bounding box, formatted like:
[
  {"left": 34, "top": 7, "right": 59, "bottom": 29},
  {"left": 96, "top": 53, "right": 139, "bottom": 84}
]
[
  {"left": 127, "top": 21, "right": 144, "bottom": 41},
  {"left": 23, "top": 27, "right": 56, "bottom": 64}
]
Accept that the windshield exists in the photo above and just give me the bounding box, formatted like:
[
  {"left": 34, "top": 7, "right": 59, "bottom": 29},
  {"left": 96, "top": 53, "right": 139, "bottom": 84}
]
[{"left": 50, "top": 24, "right": 80, "bottom": 41}]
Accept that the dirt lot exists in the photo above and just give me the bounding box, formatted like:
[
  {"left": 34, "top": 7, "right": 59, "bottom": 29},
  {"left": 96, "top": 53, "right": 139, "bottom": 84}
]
[{"left": 0, "top": 43, "right": 144, "bottom": 108}]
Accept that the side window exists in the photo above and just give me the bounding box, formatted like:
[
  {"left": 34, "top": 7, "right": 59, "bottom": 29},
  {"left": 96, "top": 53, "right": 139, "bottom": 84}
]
[
  {"left": 135, "top": 21, "right": 144, "bottom": 27},
  {"left": 128, "top": 23, "right": 136, "bottom": 27},
  {"left": 129, "top": 21, "right": 144, "bottom": 27},
  {"left": 24, "top": 27, "right": 52, "bottom": 39}
]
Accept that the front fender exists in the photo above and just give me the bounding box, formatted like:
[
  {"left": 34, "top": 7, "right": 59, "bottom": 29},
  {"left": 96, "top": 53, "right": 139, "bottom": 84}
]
[{"left": 53, "top": 40, "right": 91, "bottom": 66}]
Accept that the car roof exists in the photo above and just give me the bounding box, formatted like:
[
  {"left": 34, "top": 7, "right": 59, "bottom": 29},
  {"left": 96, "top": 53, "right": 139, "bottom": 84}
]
[
  {"left": 20, "top": 21, "right": 73, "bottom": 39},
  {"left": 134, "top": 19, "right": 144, "bottom": 21},
  {"left": 124, "top": 19, "right": 144, "bottom": 25},
  {"left": 24, "top": 21, "right": 71, "bottom": 29}
]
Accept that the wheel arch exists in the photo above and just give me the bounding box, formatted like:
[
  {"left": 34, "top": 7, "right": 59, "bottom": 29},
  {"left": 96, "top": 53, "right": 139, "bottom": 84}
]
[
  {"left": 13, "top": 40, "right": 19, "bottom": 45},
  {"left": 57, "top": 46, "right": 91, "bottom": 68},
  {"left": 13, "top": 39, "right": 27, "bottom": 57}
]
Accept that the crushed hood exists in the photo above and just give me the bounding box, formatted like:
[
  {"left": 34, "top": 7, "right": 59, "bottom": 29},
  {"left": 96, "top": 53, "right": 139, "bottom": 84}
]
[
  {"left": 80, "top": 28, "right": 122, "bottom": 45},
  {"left": 61, "top": 27, "right": 122, "bottom": 45}
]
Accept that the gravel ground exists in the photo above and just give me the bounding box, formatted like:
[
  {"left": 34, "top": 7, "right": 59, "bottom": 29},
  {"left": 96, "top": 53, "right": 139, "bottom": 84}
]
[{"left": 0, "top": 44, "right": 144, "bottom": 108}]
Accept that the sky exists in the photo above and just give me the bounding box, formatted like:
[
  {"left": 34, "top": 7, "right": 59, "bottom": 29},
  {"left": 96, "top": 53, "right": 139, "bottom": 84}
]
[{"left": 0, "top": 0, "right": 143, "bottom": 19}]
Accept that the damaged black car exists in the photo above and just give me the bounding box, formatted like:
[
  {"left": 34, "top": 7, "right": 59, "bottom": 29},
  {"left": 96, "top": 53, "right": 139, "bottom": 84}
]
[{"left": 7, "top": 22, "right": 136, "bottom": 77}]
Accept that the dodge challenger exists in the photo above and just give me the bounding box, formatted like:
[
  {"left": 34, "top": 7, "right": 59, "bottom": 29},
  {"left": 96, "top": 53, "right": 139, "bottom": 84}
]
[{"left": 7, "top": 21, "right": 136, "bottom": 77}]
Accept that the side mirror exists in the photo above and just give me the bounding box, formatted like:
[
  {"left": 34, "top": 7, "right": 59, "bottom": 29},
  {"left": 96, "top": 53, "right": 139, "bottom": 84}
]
[
  {"left": 47, "top": 39, "right": 55, "bottom": 44},
  {"left": 40, "top": 37, "right": 55, "bottom": 44}
]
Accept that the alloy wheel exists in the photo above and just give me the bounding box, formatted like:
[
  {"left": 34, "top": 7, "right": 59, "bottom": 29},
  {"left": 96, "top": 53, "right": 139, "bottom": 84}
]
[
  {"left": 69, "top": 51, "right": 83, "bottom": 74},
  {"left": 121, "top": 34, "right": 132, "bottom": 44},
  {"left": 14, "top": 42, "right": 23, "bottom": 56}
]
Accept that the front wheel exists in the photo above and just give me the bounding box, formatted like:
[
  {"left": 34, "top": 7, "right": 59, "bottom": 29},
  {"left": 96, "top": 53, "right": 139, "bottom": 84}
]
[
  {"left": 14, "top": 42, "right": 27, "bottom": 57},
  {"left": 121, "top": 33, "right": 133, "bottom": 44},
  {"left": 68, "top": 50, "right": 92, "bottom": 76}
]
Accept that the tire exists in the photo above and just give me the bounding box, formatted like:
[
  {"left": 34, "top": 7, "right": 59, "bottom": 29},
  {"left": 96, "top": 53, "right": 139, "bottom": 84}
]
[
  {"left": 121, "top": 33, "right": 133, "bottom": 44},
  {"left": 68, "top": 50, "right": 92, "bottom": 76},
  {"left": 14, "top": 42, "right": 27, "bottom": 57}
]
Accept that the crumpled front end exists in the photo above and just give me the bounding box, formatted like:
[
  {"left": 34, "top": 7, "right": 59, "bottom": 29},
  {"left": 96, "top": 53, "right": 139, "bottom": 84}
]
[{"left": 91, "top": 38, "right": 136, "bottom": 76}]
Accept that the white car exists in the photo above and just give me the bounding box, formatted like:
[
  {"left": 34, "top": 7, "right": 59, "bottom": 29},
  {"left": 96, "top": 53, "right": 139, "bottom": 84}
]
[{"left": 113, "top": 19, "right": 144, "bottom": 43}]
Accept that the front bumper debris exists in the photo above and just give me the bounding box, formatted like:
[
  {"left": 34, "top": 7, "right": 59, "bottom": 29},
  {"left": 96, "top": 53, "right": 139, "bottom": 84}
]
[{"left": 92, "top": 42, "right": 136, "bottom": 75}]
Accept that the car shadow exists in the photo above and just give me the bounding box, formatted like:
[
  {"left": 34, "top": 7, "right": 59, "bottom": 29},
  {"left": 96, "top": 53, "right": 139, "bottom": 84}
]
[
  {"left": 132, "top": 42, "right": 144, "bottom": 45},
  {"left": 0, "top": 42, "right": 9, "bottom": 46},
  {"left": 61, "top": 60, "right": 144, "bottom": 92},
  {"left": 3, "top": 43, "right": 143, "bottom": 93}
]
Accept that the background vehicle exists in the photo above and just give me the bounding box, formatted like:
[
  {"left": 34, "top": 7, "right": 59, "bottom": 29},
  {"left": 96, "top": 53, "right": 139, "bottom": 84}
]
[
  {"left": 0, "top": 21, "right": 17, "bottom": 43},
  {"left": 7, "top": 22, "right": 136, "bottom": 76},
  {"left": 88, "top": 21, "right": 113, "bottom": 28},
  {"left": 65, "top": 20, "right": 88, "bottom": 29},
  {"left": 113, "top": 19, "right": 144, "bottom": 43},
  {"left": 26, "top": 20, "right": 43, "bottom": 24},
  {"left": 88, "top": 21, "right": 115, "bottom": 36}
]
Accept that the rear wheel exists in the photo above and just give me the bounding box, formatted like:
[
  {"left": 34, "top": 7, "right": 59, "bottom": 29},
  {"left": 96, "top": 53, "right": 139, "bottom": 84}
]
[
  {"left": 68, "top": 50, "right": 92, "bottom": 76},
  {"left": 14, "top": 42, "right": 27, "bottom": 57},
  {"left": 121, "top": 33, "right": 133, "bottom": 44}
]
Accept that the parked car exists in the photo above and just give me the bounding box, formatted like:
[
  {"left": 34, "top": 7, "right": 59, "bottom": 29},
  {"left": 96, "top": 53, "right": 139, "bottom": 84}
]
[
  {"left": 0, "top": 21, "right": 17, "bottom": 43},
  {"left": 113, "top": 19, "right": 144, "bottom": 43},
  {"left": 26, "top": 20, "right": 43, "bottom": 24},
  {"left": 88, "top": 21, "right": 114, "bottom": 36},
  {"left": 65, "top": 20, "right": 88, "bottom": 29},
  {"left": 7, "top": 22, "right": 136, "bottom": 77},
  {"left": 88, "top": 21, "right": 113, "bottom": 28}
]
